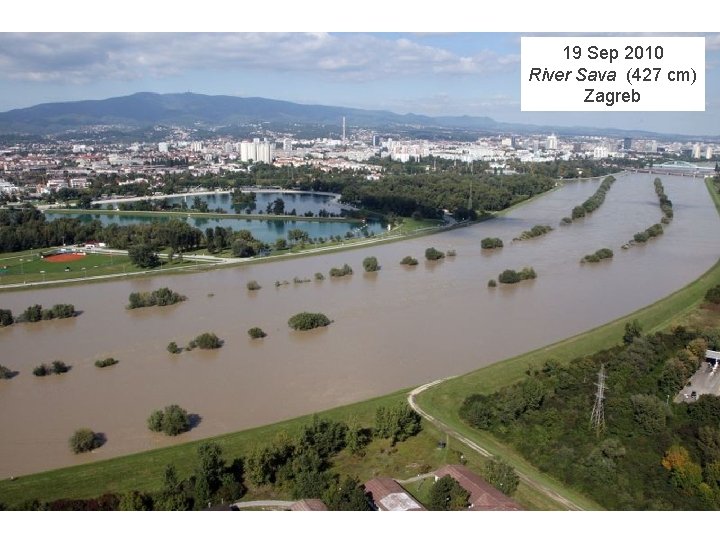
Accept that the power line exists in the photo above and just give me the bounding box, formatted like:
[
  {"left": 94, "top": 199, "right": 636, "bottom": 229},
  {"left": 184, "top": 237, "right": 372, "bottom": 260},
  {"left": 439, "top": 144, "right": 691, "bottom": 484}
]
[{"left": 590, "top": 364, "right": 607, "bottom": 437}]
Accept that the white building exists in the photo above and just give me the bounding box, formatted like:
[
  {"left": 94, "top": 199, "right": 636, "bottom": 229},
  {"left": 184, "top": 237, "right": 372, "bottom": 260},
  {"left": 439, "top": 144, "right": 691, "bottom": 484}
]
[
  {"left": 547, "top": 134, "right": 558, "bottom": 151},
  {"left": 692, "top": 143, "right": 702, "bottom": 160},
  {"left": 158, "top": 142, "right": 169, "bottom": 153},
  {"left": 706, "top": 147, "right": 714, "bottom": 160},
  {"left": 190, "top": 142, "right": 204, "bottom": 153},
  {"left": 593, "top": 146, "right": 609, "bottom": 159}
]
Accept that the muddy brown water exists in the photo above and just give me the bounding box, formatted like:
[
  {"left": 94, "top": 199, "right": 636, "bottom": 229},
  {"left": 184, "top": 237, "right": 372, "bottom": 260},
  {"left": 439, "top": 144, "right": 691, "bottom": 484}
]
[{"left": 1, "top": 173, "right": 719, "bottom": 478}]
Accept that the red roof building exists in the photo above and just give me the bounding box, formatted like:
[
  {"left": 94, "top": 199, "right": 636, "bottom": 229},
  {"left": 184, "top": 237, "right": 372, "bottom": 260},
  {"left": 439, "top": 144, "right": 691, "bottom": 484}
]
[
  {"left": 290, "top": 499, "right": 328, "bottom": 511},
  {"left": 364, "top": 477, "right": 426, "bottom": 511},
  {"left": 434, "top": 464, "right": 523, "bottom": 511}
]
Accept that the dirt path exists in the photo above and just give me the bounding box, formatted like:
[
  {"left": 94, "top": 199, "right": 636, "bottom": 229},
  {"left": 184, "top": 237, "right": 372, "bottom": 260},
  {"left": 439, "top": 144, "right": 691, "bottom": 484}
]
[{"left": 407, "top": 378, "right": 586, "bottom": 511}]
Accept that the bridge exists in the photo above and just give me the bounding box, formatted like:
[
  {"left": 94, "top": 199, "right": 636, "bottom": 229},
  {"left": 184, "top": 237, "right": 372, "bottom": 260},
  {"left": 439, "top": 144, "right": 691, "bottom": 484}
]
[{"left": 625, "top": 160, "right": 716, "bottom": 178}]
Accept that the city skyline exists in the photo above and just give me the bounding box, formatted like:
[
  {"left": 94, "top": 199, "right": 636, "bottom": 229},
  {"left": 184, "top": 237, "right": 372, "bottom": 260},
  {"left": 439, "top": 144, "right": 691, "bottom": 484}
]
[{"left": 0, "top": 32, "right": 719, "bottom": 137}]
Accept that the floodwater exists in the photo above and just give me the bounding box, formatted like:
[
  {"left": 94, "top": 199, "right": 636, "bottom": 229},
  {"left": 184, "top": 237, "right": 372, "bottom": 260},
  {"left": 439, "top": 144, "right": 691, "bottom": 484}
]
[{"left": 1, "top": 173, "right": 719, "bottom": 477}]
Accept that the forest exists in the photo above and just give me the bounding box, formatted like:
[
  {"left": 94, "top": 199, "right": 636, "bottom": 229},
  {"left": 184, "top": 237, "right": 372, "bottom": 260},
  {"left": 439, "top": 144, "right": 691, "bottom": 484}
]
[{"left": 459, "top": 322, "right": 720, "bottom": 510}]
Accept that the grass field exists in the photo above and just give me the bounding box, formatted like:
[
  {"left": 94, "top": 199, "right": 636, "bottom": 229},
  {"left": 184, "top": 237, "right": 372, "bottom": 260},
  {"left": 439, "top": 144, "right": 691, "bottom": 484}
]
[{"left": 0, "top": 249, "right": 208, "bottom": 287}]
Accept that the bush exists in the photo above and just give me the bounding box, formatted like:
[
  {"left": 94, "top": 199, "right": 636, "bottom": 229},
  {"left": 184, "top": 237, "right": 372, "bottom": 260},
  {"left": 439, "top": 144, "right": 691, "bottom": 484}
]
[
  {"left": 314, "top": 272, "right": 325, "bottom": 281},
  {"left": 127, "top": 288, "right": 186, "bottom": 309},
  {"left": 446, "top": 250, "right": 456, "bottom": 257},
  {"left": 483, "top": 458, "right": 520, "bottom": 496},
  {"left": 33, "top": 364, "right": 50, "bottom": 377},
  {"left": 0, "top": 308, "right": 14, "bottom": 326},
  {"left": 329, "top": 264, "right": 353, "bottom": 277},
  {"left": 95, "top": 358, "right": 118, "bottom": 368},
  {"left": 167, "top": 341, "right": 180, "bottom": 354},
  {"left": 69, "top": 428, "right": 102, "bottom": 454},
  {"left": 488, "top": 279, "right": 497, "bottom": 288},
  {"left": 248, "top": 327, "right": 266, "bottom": 339},
  {"left": 706, "top": 285, "right": 720, "bottom": 304},
  {"left": 400, "top": 256, "right": 418, "bottom": 266},
  {"left": 147, "top": 404, "right": 190, "bottom": 436},
  {"left": 17, "top": 303, "right": 76, "bottom": 323},
  {"left": 498, "top": 269, "right": 520, "bottom": 284},
  {"left": 190, "top": 332, "right": 222, "bottom": 350},
  {"left": 561, "top": 216, "right": 572, "bottom": 224},
  {"left": 52, "top": 360, "right": 70, "bottom": 374},
  {"left": 288, "top": 312, "right": 332, "bottom": 331},
  {"left": 425, "top": 247, "right": 445, "bottom": 261},
  {"left": 0, "top": 364, "right": 15, "bottom": 379},
  {"left": 481, "top": 237, "right": 503, "bottom": 249},
  {"left": 362, "top": 257, "right": 380, "bottom": 272},
  {"left": 428, "top": 476, "right": 470, "bottom": 511},
  {"left": 246, "top": 280, "right": 262, "bottom": 291},
  {"left": 582, "top": 248, "right": 614, "bottom": 263}
]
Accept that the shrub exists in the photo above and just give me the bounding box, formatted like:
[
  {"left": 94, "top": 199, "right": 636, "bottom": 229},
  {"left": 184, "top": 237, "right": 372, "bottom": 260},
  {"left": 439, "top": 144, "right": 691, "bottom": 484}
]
[
  {"left": 400, "top": 256, "right": 418, "bottom": 266},
  {"left": 633, "top": 231, "right": 649, "bottom": 243},
  {"left": 329, "top": 264, "right": 353, "bottom": 277},
  {"left": 706, "top": 285, "right": 720, "bottom": 305},
  {"left": 582, "top": 248, "right": 614, "bottom": 263},
  {"left": 446, "top": 250, "right": 456, "bottom": 257},
  {"left": 167, "top": 341, "right": 180, "bottom": 354},
  {"left": 127, "top": 288, "right": 186, "bottom": 309},
  {"left": 246, "top": 280, "right": 262, "bottom": 291},
  {"left": 488, "top": 279, "right": 497, "bottom": 288},
  {"left": 498, "top": 269, "right": 520, "bottom": 284},
  {"left": 33, "top": 364, "right": 50, "bottom": 377},
  {"left": 516, "top": 225, "right": 553, "bottom": 241},
  {"left": 0, "top": 309, "right": 14, "bottom": 327},
  {"left": 572, "top": 205, "right": 586, "bottom": 219},
  {"left": 314, "top": 272, "right": 325, "bottom": 281},
  {"left": 288, "top": 312, "right": 332, "bottom": 331},
  {"left": 95, "top": 358, "right": 119, "bottom": 368},
  {"left": 51, "top": 360, "right": 70, "bottom": 374},
  {"left": 481, "top": 237, "right": 503, "bottom": 249},
  {"left": 147, "top": 404, "right": 190, "bottom": 436},
  {"left": 0, "top": 364, "right": 15, "bottom": 379},
  {"left": 190, "top": 333, "right": 222, "bottom": 350},
  {"left": 425, "top": 247, "right": 445, "bottom": 261},
  {"left": 362, "top": 257, "right": 380, "bottom": 272},
  {"left": 17, "top": 304, "right": 76, "bottom": 323},
  {"left": 69, "top": 428, "right": 102, "bottom": 454},
  {"left": 561, "top": 216, "right": 572, "bottom": 224},
  {"left": 248, "top": 327, "right": 267, "bottom": 339}
]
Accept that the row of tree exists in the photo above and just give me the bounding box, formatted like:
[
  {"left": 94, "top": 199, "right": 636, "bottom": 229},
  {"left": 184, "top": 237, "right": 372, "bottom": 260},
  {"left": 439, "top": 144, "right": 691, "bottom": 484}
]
[{"left": 565, "top": 175, "right": 616, "bottom": 221}]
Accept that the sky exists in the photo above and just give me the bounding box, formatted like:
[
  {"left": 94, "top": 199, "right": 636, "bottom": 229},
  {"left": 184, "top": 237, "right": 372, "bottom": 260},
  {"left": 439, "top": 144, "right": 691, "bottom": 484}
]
[{"left": 1, "top": 10, "right": 719, "bottom": 137}]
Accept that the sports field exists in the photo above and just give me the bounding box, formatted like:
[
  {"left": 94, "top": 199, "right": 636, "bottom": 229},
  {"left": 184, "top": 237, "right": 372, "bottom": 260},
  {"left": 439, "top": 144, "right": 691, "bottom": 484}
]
[{"left": 0, "top": 250, "right": 135, "bottom": 285}]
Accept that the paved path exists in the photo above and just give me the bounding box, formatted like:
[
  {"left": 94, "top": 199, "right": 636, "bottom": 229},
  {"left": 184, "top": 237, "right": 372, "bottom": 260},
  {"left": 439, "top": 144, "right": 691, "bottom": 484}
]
[
  {"left": 232, "top": 500, "right": 295, "bottom": 509},
  {"left": 407, "top": 378, "right": 586, "bottom": 511}
]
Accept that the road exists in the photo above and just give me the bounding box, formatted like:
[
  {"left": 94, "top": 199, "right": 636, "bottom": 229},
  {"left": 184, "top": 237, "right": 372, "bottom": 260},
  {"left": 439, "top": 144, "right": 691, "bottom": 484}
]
[
  {"left": 232, "top": 500, "right": 295, "bottom": 510},
  {"left": 407, "top": 378, "right": 586, "bottom": 511}
]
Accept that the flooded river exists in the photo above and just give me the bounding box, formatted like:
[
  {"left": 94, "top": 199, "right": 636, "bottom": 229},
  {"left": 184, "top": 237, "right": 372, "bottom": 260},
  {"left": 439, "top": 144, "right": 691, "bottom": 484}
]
[{"left": 1, "top": 173, "right": 719, "bottom": 477}]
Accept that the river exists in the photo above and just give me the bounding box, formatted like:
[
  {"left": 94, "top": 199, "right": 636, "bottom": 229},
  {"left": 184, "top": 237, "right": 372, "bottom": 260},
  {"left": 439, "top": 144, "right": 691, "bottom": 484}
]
[{"left": 1, "top": 172, "right": 718, "bottom": 477}]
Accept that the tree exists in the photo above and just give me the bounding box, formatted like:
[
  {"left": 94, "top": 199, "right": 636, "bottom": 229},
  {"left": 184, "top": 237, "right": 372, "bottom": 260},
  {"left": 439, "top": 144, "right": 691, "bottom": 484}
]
[
  {"left": 118, "top": 491, "right": 153, "bottom": 511},
  {"left": 0, "top": 364, "right": 16, "bottom": 379},
  {"left": 167, "top": 341, "right": 180, "bottom": 354},
  {"left": 51, "top": 360, "right": 69, "bottom": 374},
  {"left": 147, "top": 404, "right": 190, "bottom": 436},
  {"left": 425, "top": 247, "right": 445, "bottom": 261},
  {"left": 374, "top": 404, "right": 422, "bottom": 445},
  {"left": 630, "top": 394, "right": 667, "bottom": 434},
  {"left": 0, "top": 308, "right": 13, "bottom": 327},
  {"left": 400, "top": 256, "right": 418, "bottom": 266},
  {"left": 128, "top": 244, "right": 160, "bottom": 268},
  {"left": 428, "top": 476, "right": 470, "bottom": 510},
  {"left": 662, "top": 444, "right": 703, "bottom": 494},
  {"left": 69, "top": 428, "right": 102, "bottom": 454},
  {"left": 189, "top": 332, "right": 222, "bottom": 349},
  {"left": 362, "top": 256, "right": 380, "bottom": 272},
  {"left": 483, "top": 458, "right": 520, "bottom": 496},
  {"left": 248, "top": 327, "right": 266, "bottom": 339},
  {"left": 246, "top": 280, "right": 261, "bottom": 291},
  {"left": 155, "top": 464, "right": 191, "bottom": 511},
  {"left": 623, "top": 319, "right": 643, "bottom": 344},
  {"left": 323, "top": 476, "right": 372, "bottom": 511},
  {"left": 288, "top": 312, "right": 332, "bottom": 331}
]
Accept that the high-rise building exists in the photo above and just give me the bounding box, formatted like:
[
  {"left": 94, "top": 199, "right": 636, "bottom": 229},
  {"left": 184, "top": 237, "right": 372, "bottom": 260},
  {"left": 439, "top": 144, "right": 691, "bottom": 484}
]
[
  {"left": 283, "top": 138, "right": 292, "bottom": 152},
  {"left": 707, "top": 147, "right": 714, "bottom": 160},
  {"left": 622, "top": 137, "right": 632, "bottom": 151},
  {"left": 158, "top": 142, "right": 169, "bottom": 153},
  {"left": 547, "top": 134, "right": 558, "bottom": 151},
  {"left": 190, "top": 141, "right": 203, "bottom": 152},
  {"left": 692, "top": 143, "right": 702, "bottom": 159}
]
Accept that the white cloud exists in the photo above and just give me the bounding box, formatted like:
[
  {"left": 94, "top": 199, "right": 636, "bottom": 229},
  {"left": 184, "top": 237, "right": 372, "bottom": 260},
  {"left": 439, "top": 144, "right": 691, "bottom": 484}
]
[{"left": 0, "top": 33, "right": 519, "bottom": 84}]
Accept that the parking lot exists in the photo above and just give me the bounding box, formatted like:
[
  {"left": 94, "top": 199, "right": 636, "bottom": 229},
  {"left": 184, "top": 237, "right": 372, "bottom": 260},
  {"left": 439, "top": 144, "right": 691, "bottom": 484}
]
[{"left": 675, "top": 360, "right": 720, "bottom": 403}]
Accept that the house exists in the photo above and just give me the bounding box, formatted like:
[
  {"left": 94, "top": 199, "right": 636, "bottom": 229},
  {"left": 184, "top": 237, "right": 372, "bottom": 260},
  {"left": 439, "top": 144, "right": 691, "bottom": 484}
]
[
  {"left": 364, "top": 477, "right": 425, "bottom": 511},
  {"left": 290, "top": 499, "right": 328, "bottom": 511},
  {"left": 433, "top": 464, "right": 522, "bottom": 511}
]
